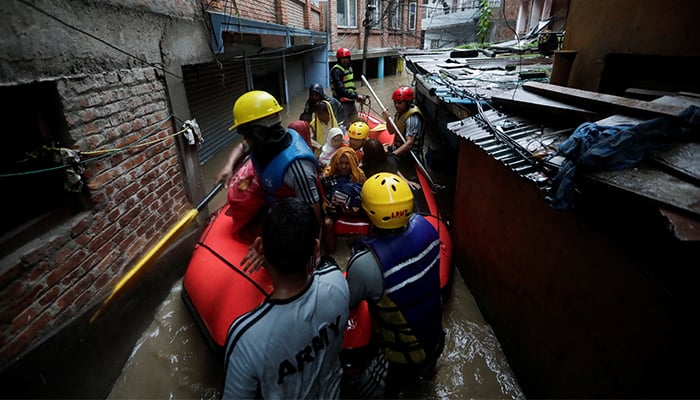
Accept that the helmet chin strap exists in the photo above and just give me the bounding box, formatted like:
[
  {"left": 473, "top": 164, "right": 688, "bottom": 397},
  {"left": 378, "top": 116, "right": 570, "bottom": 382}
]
[
  {"left": 252, "top": 123, "right": 287, "bottom": 144},
  {"left": 249, "top": 125, "right": 291, "bottom": 166}
]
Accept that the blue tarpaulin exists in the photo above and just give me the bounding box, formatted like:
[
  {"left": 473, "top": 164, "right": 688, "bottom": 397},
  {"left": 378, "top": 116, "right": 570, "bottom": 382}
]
[{"left": 547, "top": 105, "right": 700, "bottom": 210}]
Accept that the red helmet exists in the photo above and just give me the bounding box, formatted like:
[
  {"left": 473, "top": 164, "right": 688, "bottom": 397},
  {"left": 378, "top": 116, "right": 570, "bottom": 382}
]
[
  {"left": 392, "top": 86, "right": 414, "bottom": 102},
  {"left": 336, "top": 48, "right": 351, "bottom": 58}
]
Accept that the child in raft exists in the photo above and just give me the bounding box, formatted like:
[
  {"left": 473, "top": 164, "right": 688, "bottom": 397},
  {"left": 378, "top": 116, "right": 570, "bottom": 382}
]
[
  {"left": 319, "top": 147, "right": 366, "bottom": 253},
  {"left": 318, "top": 127, "right": 345, "bottom": 168}
]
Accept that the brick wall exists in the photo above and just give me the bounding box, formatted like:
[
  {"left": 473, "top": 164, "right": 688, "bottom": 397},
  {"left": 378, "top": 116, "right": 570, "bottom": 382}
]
[
  {"left": 333, "top": 0, "right": 423, "bottom": 52},
  {"left": 336, "top": 30, "right": 422, "bottom": 53},
  {"left": 231, "top": 1, "right": 278, "bottom": 23},
  {"left": 209, "top": 0, "right": 324, "bottom": 31},
  {"left": 492, "top": 0, "right": 519, "bottom": 42},
  {"left": 0, "top": 67, "right": 191, "bottom": 367},
  {"left": 211, "top": 0, "right": 424, "bottom": 54}
]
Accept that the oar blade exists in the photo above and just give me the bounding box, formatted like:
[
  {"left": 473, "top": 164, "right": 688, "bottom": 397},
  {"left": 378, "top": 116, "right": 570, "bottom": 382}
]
[{"left": 89, "top": 208, "right": 200, "bottom": 322}]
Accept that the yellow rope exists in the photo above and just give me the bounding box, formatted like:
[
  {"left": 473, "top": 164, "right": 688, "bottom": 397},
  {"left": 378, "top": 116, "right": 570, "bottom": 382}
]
[{"left": 80, "top": 127, "right": 188, "bottom": 156}]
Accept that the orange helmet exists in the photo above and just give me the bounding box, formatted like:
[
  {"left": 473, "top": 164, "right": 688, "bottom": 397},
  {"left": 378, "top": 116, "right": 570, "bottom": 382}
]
[
  {"left": 392, "top": 86, "right": 414, "bottom": 102},
  {"left": 336, "top": 48, "right": 352, "bottom": 58}
]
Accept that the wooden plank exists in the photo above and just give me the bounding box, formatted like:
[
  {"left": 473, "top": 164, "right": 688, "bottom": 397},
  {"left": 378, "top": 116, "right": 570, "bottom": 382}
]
[
  {"left": 651, "top": 94, "right": 700, "bottom": 109},
  {"left": 491, "top": 88, "right": 601, "bottom": 120},
  {"left": 659, "top": 208, "right": 700, "bottom": 241},
  {"left": 584, "top": 163, "right": 700, "bottom": 217},
  {"left": 679, "top": 92, "right": 700, "bottom": 99},
  {"left": 625, "top": 88, "right": 678, "bottom": 99},
  {"left": 647, "top": 143, "right": 700, "bottom": 184},
  {"left": 522, "top": 82, "right": 688, "bottom": 119}
]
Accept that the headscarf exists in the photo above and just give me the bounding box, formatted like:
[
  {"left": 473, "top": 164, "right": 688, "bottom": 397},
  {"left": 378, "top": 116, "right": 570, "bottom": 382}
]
[
  {"left": 319, "top": 127, "right": 345, "bottom": 167},
  {"left": 287, "top": 120, "right": 313, "bottom": 150},
  {"left": 322, "top": 146, "right": 366, "bottom": 184},
  {"left": 310, "top": 100, "right": 339, "bottom": 146}
]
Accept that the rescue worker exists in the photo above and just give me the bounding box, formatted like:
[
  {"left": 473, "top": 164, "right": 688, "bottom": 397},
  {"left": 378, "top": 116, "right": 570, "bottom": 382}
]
[
  {"left": 382, "top": 86, "right": 425, "bottom": 165},
  {"left": 345, "top": 172, "right": 445, "bottom": 397},
  {"left": 215, "top": 90, "right": 322, "bottom": 271},
  {"left": 330, "top": 47, "right": 368, "bottom": 123},
  {"left": 223, "top": 198, "right": 349, "bottom": 399}
]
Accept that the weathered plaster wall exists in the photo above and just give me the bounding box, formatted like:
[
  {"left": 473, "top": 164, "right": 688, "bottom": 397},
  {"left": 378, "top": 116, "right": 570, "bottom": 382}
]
[{"left": 0, "top": 0, "right": 211, "bottom": 82}]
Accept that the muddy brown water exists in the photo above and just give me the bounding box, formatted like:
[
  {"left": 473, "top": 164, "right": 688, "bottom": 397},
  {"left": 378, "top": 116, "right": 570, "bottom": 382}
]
[{"left": 107, "top": 73, "right": 524, "bottom": 399}]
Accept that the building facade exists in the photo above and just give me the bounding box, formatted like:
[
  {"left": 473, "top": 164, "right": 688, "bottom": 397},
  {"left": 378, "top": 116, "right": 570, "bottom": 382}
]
[{"left": 0, "top": 0, "right": 425, "bottom": 382}]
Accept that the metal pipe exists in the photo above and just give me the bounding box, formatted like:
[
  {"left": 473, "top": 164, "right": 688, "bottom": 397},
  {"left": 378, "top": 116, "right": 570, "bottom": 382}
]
[{"left": 360, "top": 75, "right": 435, "bottom": 188}]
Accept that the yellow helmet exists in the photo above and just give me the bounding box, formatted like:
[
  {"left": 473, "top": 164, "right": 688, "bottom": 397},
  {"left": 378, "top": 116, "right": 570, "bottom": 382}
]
[
  {"left": 228, "top": 90, "right": 283, "bottom": 131},
  {"left": 361, "top": 172, "right": 414, "bottom": 229},
  {"left": 347, "top": 120, "right": 369, "bottom": 140}
]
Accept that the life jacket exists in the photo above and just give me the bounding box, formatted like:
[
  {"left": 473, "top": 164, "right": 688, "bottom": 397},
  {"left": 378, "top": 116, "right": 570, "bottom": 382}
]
[
  {"left": 331, "top": 64, "right": 356, "bottom": 103},
  {"left": 393, "top": 104, "right": 425, "bottom": 155},
  {"left": 254, "top": 129, "right": 318, "bottom": 204},
  {"left": 361, "top": 214, "right": 443, "bottom": 365}
]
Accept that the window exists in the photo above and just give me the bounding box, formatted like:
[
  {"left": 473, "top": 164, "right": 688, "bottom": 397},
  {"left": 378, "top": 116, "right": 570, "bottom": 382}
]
[
  {"left": 389, "top": 0, "right": 403, "bottom": 30},
  {"left": 409, "top": 1, "right": 417, "bottom": 30},
  {"left": 337, "top": 0, "right": 358, "bottom": 28},
  {"left": 0, "top": 82, "right": 88, "bottom": 258},
  {"left": 366, "top": 0, "right": 382, "bottom": 29}
]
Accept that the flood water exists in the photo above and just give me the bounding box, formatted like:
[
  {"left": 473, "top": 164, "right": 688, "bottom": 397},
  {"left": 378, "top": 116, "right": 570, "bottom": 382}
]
[{"left": 108, "top": 72, "right": 524, "bottom": 399}]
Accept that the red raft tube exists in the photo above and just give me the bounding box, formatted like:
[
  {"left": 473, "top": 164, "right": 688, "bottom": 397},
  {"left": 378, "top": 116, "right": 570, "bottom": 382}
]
[
  {"left": 181, "top": 202, "right": 375, "bottom": 373},
  {"left": 182, "top": 111, "right": 452, "bottom": 375}
]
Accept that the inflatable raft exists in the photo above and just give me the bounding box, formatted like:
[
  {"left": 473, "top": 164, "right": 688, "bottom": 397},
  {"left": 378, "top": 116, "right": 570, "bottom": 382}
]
[{"left": 181, "top": 112, "right": 452, "bottom": 374}]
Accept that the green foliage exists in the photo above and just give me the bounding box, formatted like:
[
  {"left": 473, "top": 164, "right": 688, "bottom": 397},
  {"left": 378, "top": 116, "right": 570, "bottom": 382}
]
[
  {"left": 456, "top": 42, "right": 493, "bottom": 50},
  {"left": 477, "top": 0, "right": 492, "bottom": 44}
]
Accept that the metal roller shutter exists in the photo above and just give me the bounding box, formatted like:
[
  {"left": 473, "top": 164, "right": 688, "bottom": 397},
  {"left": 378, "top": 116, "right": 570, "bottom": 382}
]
[
  {"left": 286, "top": 55, "right": 305, "bottom": 99},
  {"left": 249, "top": 56, "right": 284, "bottom": 102},
  {"left": 182, "top": 60, "right": 247, "bottom": 164}
]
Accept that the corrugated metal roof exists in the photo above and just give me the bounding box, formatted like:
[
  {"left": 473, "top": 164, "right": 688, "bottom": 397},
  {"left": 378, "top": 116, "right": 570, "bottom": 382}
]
[
  {"left": 402, "top": 48, "right": 700, "bottom": 236},
  {"left": 403, "top": 48, "right": 564, "bottom": 189}
]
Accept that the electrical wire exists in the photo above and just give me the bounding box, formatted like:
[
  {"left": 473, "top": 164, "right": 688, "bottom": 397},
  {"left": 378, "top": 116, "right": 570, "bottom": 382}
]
[
  {"left": 18, "top": 0, "right": 183, "bottom": 80},
  {"left": 0, "top": 115, "right": 191, "bottom": 178}
]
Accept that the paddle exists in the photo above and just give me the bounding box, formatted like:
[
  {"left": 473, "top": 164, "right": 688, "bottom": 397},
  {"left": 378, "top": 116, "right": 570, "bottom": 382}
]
[
  {"left": 90, "top": 181, "right": 224, "bottom": 322},
  {"left": 360, "top": 75, "right": 436, "bottom": 188}
]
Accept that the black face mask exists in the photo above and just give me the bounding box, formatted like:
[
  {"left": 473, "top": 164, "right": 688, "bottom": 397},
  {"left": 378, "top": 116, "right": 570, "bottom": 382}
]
[{"left": 239, "top": 124, "right": 291, "bottom": 166}]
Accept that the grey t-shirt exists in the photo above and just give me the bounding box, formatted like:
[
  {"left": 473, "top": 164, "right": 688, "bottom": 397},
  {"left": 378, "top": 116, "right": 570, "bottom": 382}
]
[
  {"left": 223, "top": 263, "right": 349, "bottom": 399},
  {"left": 346, "top": 248, "right": 385, "bottom": 308}
]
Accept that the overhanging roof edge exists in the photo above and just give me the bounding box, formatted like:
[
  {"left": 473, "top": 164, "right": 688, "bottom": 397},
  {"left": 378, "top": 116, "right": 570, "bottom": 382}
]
[{"left": 207, "top": 10, "right": 327, "bottom": 54}]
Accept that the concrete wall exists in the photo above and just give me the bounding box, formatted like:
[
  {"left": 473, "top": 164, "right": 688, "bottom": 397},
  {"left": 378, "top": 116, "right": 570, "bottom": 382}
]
[
  {"left": 0, "top": 0, "right": 212, "bottom": 369},
  {"left": 562, "top": 0, "right": 700, "bottom": 91}
]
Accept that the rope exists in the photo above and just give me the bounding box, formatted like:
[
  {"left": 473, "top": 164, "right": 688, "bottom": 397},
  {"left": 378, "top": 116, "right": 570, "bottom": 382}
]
[{"left": 0, "top": 115, "right": 191, "bottom": 178}]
